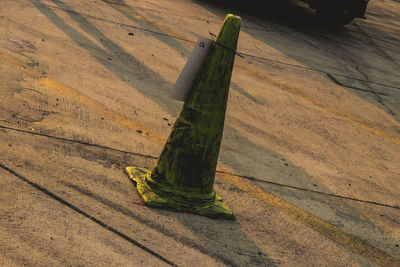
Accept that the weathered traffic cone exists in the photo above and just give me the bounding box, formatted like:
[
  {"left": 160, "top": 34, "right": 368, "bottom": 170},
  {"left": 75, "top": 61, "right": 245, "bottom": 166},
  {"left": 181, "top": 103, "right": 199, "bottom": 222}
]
[{"left": 125, "top": 14, "right": 241, "bottom": 220}]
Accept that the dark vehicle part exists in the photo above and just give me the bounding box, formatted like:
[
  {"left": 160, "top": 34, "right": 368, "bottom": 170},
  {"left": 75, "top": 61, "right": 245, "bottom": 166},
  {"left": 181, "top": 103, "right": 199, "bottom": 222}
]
[{"left": 300, "top": 0, "right": 369, "bottom": 25}]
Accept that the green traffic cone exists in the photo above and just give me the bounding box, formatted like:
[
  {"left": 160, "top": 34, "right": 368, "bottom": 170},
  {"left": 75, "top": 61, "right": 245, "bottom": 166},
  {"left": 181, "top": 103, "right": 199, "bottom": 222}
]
[{"left": 125, "top": 14, "right": 242, "bottom": 220}]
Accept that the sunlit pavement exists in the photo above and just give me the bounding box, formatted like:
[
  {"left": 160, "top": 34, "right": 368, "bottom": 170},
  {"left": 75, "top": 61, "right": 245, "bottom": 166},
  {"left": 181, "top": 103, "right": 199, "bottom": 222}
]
[{"left": 1, "top": 0, "right": 400, "bottom": 265}]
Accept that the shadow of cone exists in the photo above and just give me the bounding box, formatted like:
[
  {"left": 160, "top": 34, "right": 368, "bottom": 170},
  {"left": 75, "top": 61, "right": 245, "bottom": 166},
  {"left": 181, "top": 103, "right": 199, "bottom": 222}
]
[{"left": 125, "top": 14, "right": 242, "bottom": 220}]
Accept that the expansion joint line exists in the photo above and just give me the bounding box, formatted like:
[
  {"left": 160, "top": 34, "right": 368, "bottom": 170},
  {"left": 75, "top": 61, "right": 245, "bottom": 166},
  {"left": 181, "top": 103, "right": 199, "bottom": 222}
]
[
  {"left": 1, "top": 124, "right": 399, "bottom": 210},
  {"left": 0, "top": 162, "right": 177, "bottom": 267}
]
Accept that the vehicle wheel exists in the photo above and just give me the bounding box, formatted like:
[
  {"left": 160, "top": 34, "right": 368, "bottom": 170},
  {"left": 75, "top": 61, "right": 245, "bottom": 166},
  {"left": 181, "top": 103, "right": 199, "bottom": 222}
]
[{"left": 316, "top": 6, "right": 355, "bottom": 26}]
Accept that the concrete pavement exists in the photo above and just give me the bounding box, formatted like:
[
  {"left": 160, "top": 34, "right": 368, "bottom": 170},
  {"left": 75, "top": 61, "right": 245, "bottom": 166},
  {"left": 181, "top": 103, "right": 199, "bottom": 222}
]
[{"left": 1, "top": 0, "right": 400, "bottom": 265}]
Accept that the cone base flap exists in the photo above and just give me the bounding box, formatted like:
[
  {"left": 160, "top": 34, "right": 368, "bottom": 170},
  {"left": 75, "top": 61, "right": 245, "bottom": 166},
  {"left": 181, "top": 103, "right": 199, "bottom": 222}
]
[{"left": 125, "top": 167, "right": 234, "bottom": 220}]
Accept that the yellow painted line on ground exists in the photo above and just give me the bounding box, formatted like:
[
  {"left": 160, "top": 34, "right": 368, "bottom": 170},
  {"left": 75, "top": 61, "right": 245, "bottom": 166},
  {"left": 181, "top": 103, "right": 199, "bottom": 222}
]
[
  {"left": 0, "top": 53, "right": 165, "bottom": 146},
  {"left": 39, "top": 77, "right": 165, "bottom": 145},
  {"left": 2, "top": 21, "right": 398, "bottom": 264},
  {"left": 237, "top": 63, "right": 400, "bottom": 146},
  {"left": 39, "top": 64, "right": 399, "bottom": 266},
  {"left": 218, "top": 171, "right": 400, "bottom": 266}
]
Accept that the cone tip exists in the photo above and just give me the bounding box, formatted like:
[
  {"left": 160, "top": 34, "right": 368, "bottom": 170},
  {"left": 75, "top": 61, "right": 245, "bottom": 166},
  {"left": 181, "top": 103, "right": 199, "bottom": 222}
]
[{"left": 224, "top": 14, "right": 242, "bottom": 27}]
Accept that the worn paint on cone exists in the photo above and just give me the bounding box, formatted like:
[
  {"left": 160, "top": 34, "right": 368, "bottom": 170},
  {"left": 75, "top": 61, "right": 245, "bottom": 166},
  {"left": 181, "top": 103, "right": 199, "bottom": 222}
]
[{"left": 126, "top": 14, "right": 242, "bottom": 220}]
